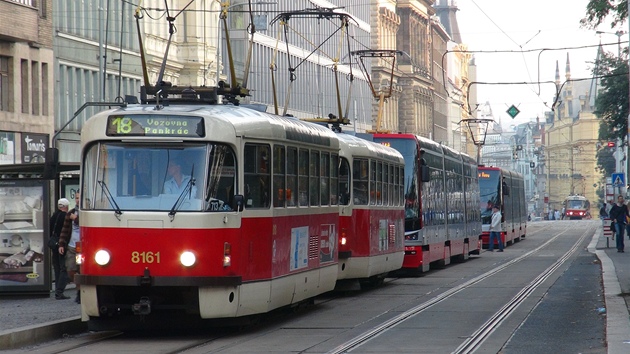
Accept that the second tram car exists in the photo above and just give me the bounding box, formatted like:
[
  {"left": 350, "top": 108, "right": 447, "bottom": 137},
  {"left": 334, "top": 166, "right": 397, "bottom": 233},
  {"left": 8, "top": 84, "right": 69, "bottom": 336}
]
[
  {"left": 478, "top": 166, "right": 527, "bottom": 248},
  {"left": 372, "top": 134, "right": 482, "bottom": 273},
  {"left": 335, "top": 133, "right": 405, "bottom": 287},
  {"left": 563, "top": 195, "right": 591, "bottom": 220}
]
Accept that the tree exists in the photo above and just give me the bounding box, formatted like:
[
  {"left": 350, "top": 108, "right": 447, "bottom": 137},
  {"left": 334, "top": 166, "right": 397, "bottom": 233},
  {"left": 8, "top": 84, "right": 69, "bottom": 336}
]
[
  {"left": 583, "top": 0, "right": 628, "bottom": 177},
  {"left": 581, "top": 0, "right": 628, "bottom": 29}
]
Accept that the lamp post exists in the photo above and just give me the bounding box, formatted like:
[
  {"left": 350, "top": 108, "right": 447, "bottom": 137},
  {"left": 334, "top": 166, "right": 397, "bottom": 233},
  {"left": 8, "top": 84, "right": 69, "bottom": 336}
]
[
  {"left": 462, "top": 117, "right": 493, "bottom": 165},
  {"left": 596, "top": 30, "right": 624, "bottom": 57}
]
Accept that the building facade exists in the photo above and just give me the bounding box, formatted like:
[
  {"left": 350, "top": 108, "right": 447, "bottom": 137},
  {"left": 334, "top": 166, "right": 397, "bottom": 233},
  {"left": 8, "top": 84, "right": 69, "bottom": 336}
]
[
  {"left": 0, "top": 0, "right": 54, "bottom": 165},
  {"left": 544, "top": 55, "right": 601, "bottom": 211}
]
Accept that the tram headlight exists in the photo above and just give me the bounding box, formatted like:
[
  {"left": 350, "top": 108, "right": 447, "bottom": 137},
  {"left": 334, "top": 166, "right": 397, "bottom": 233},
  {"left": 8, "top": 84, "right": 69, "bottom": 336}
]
[
  {"left": 94, "top": 250, "right": 111, "bottom": 266},
  {"left": 180, "top": 251, "right": 196, "bottom": 267}
]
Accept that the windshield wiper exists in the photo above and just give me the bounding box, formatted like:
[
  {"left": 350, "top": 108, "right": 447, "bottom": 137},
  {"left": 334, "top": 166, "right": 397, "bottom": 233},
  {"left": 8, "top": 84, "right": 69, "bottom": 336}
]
[
  {"left": 169, "top": 164, "right": 195, "bottom": 220},
  {"left": 97, "top": 180, "right": 123, "bottom": 219}
]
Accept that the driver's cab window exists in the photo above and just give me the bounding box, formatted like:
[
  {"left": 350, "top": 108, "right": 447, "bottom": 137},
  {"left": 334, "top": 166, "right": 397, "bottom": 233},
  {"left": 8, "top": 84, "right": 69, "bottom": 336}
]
[{"left": 83, "top": 143, "right": 208, "bottom": 211}]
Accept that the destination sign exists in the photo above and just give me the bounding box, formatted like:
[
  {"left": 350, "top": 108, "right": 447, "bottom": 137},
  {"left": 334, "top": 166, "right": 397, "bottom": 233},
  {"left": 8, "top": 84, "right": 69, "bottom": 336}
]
[
  {"left": 478, "top": 171, "right": 491, "bottom": 179},
  {"left": 106, "top": 115, "right": 205, "bottom": 137}
]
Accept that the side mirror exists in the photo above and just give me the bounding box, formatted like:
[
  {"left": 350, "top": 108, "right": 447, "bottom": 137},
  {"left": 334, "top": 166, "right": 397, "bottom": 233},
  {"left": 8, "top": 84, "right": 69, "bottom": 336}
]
[
  {"left": 232, "top": 194, "right": 245, "bottom": 212},
  {"left": 43, "top": 148, "right": 59, "bottom": 180},
  {"left": 420, "top": 165, "right": 430, "bottom": 183}
]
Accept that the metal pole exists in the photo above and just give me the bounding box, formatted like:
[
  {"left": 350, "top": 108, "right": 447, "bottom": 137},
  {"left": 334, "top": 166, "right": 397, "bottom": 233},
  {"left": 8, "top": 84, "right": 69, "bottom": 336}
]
[{"left": 627, "top": 0, "right": 630, "bottom": 197}]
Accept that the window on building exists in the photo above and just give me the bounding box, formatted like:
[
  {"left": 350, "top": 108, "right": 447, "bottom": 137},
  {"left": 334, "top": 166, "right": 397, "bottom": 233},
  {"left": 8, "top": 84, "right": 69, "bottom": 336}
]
[{"left": 0, "top": 57, "right": 8, "bottom": 111}]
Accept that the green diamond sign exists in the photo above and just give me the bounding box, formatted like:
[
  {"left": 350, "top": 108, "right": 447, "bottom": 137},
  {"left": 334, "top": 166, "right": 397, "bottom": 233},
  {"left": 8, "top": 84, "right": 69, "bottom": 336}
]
[{"left": 507, "top": 105, "right": 520, "bottom": 119}]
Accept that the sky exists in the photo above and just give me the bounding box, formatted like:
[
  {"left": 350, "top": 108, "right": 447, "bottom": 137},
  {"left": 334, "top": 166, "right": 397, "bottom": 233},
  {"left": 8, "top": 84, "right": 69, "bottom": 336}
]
[{"left": 455, "top": 0, "right": 625, "bottom": 131}]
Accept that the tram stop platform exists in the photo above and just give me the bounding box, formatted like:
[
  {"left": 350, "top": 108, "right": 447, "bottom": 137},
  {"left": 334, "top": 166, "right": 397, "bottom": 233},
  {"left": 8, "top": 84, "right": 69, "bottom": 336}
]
[{"left": 1, "top": 223, "right": 630, "bottom": 352}]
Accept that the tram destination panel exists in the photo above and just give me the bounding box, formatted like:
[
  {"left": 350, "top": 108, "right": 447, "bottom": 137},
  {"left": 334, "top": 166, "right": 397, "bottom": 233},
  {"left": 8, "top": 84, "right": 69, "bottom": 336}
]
[{"left": 106, "top": 115, "right": 205, "bottom": 138}]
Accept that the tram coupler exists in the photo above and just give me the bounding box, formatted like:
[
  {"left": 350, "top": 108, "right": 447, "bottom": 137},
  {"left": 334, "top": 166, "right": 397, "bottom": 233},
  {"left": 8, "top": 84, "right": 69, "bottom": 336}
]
[
  {"left": 132, "top": 296, "right": 152, "bottom": 315},
  {"left": 139, "top": 267, "right": 152, "bottom": 286}
]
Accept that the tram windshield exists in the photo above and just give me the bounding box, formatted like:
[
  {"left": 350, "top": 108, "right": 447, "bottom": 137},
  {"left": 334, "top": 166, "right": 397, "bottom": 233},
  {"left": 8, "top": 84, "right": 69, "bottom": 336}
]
[
  {"left": 82, "top": 142, "right": 236, "bottom": 212},
  {"left": 479, "top": 169, "right": 500, "bottom": 225},
  {"left": 566, "top": 199, "right": 587, "bottom": 209},
  {"left": 375, "top": 138, "right": 419, "bottom": 222}
]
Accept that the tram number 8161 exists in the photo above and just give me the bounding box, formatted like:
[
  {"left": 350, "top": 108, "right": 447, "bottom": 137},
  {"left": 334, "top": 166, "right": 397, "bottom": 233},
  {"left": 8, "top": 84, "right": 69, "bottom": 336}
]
[{"left": 131, "top": 251, "right": 161, "bottom": 264}]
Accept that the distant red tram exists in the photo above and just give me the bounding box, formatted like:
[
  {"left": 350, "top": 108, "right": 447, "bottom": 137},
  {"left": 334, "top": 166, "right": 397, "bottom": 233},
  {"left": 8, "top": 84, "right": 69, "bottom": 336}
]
[{"left": 563, "top": 195, "right": 591, "bottom": 220}]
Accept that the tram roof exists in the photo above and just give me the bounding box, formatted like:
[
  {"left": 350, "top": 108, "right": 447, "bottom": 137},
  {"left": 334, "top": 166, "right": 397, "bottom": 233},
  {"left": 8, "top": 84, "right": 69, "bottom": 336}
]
[
  {"left": 335, "top": 133, "right": 404, "bottom": 163},
  {"left": 82, "top": 104, "right": 340, "bottom": 149}
]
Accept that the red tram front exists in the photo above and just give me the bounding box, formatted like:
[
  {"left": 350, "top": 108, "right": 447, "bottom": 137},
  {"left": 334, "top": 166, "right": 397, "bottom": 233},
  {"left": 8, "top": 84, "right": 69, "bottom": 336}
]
[{"left": 75, "top": 106, "right": 343, "bottom": 330}]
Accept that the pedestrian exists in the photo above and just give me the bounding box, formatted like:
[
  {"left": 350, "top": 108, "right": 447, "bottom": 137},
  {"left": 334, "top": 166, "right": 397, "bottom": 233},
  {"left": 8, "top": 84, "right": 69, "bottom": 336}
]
[
  {"left": 58, "top": 191, "right": 81, "bottom": 303},
  {"left": 554, "top": 209, "right": 560, "bottom": 221},
  {"left": 599, "top": 203, "right": 608, "bottom": 219},
  {"left": 488, "top": 205, "right": 504, "bottom": 252},
  {"left": 609, "top": 195, "right": 629, "bottom": 253},
  {"left": 50, "top": 198, "right": 70, "bottom": 300}
]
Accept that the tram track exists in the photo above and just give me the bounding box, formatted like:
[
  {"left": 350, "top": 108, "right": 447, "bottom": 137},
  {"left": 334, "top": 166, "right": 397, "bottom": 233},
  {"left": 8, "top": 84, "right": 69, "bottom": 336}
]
[{"left": 328, "top": 222, "right": 596, "bottom": 354}]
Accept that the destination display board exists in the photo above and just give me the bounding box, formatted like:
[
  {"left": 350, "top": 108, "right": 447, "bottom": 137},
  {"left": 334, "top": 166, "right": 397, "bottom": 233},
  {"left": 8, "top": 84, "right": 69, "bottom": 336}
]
[{"left": 106, "top": 115, "right": 205, "bottom": 138}]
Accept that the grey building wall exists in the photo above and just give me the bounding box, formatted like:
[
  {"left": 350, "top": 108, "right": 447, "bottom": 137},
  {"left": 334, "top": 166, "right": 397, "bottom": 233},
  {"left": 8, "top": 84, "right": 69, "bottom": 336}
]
[{"left": 53, "top": 0, "right": 143, "bottom": 162}]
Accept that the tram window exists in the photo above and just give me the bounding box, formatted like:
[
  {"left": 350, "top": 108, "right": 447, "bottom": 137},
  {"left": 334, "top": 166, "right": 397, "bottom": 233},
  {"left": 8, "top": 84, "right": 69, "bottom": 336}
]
[
  {"left": 207, "top": 145, "right": 236, "bottom": 211},
  {"left": 339, "top": 157, "right": 350, "bottom": 205},
  {"left": 310, "top": 151, "right": 320, "bottom": 206},
  {"left": 286, "top": 147, "right": 297, "bottom": 207},
  {"left": 298, "top": 149, "right": 309, "bottom": 206},
  {"left": 388, "top": 164, "right": 394, "bottom": 206},
  {"left": 244, "top": 144, "right": 270, "bottom": 208},
  {"left": 330, "top": 154, "right": 339, "bottom": 205},
  {"left": 399, "top": 166, "right": 404, "bottom": 206},
  {"left": 353, "top": 159, "right": 368, "bottom": 205},
  {"left": 369, "top": 160, "right": 377, "bottom": 205},
  {"left": 273, "top": 145, "right": 286, "bottom": 208},
  {"left": 376, "top": 161, "right": 383, "bottom": 205},
  {"left": 320, "top": 152, "right": 330, "bottom": 205}
]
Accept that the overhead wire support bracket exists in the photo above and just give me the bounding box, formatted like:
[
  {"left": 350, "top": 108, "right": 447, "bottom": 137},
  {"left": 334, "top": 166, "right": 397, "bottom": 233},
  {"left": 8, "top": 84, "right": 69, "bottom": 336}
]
[
  {"left": 351, "top": 49, "right": 403, "bottom": 134},
  {"left": 269, "top": 7, "right": 357, "bottom": 125}
]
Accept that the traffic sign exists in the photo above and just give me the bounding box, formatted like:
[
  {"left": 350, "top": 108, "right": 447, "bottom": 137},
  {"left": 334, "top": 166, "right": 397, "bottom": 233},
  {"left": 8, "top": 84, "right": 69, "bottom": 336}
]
[
  {"left": 612, "top": 173, "right": 625, "bottom": 187},
  {"left": 506, "top": 105, "right": 520, "bottom": 119}
]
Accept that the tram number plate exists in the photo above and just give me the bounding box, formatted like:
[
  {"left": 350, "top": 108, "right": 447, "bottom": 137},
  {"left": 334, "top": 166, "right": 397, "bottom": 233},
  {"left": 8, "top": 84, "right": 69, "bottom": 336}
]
[{"left": 131, "top": 251, "right": 161, "bottom": 264}]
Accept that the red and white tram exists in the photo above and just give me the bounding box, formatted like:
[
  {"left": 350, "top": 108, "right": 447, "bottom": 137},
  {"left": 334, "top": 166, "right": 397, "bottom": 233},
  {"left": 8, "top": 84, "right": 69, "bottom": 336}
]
[
  {"left": 478, "top": 166, "right": 527, "bottom": 248},
  {"left": 335, "top": 133, "right": 405, "bottom": 288},
  {"left": 75, "top": 105, "right": 354, "bottom": 329},
  {"left": 563, "top": 195, "right": 591, "bottom": 220},
  {"left": 372, "top": 134, "right": 482, "bottom": 274}
]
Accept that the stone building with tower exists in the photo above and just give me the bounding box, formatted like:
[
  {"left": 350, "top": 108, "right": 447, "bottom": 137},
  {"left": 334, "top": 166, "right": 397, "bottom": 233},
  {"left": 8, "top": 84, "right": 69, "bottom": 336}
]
[{"left": 544, "top": 54, "right": 601, "bottom": 210}]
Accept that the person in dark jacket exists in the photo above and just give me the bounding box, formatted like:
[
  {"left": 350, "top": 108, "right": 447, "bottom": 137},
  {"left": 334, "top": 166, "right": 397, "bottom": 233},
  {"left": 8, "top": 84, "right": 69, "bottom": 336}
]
[
  {"left": 50, "top": 198, "right": 69, "bottom": 300},
  {"left": 609, "top": 195, "right": 629, "bottom": 252},
  {"left": 58, "top": 192, "right": 81, "bottom": 303}
]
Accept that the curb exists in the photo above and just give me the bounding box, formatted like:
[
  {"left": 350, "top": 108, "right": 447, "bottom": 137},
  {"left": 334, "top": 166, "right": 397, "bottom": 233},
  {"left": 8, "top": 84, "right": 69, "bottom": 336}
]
[
  {"left": 587, "top": 227, "right": 630, "bottom": 354},
  {"left": 0, "top": 317, "right": 85, "bottom": 350}
]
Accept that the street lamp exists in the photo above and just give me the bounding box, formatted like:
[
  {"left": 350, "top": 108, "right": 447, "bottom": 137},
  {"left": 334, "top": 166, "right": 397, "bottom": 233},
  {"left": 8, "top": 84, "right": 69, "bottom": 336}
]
[
  {"left": 595, "top": 30, "right": 624, "bottom": 57},
  {"left": 462, "top": 117, "right": 493, "bottom": 164}
]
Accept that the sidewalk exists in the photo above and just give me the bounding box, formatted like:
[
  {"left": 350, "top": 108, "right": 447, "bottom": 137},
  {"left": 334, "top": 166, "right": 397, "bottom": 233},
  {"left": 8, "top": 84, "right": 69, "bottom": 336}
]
[
  {"left": 0, "top": 283, "right": 84, "bottom": 350},
  {"left": 591, "top": 226, "right": 630, "bottom": 353},
  {"left": 1, "top": 226, "right": 630, "bottom": 351}
]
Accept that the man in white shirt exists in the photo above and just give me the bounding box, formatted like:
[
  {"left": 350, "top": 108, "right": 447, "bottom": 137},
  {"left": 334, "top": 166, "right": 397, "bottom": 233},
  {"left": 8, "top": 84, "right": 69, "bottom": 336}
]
[{"left": 488, "top": 205, "right": 504, "bottom": 252}]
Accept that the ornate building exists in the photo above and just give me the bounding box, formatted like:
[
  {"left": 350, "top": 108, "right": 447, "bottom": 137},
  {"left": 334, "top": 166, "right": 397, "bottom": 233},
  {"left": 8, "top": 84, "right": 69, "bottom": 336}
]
[
  {"left": 396, "top": 0, "right": 434, "bottom": 138},
  {"left": 544, "top": 54, "right": 601, "bottom": 210}
]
